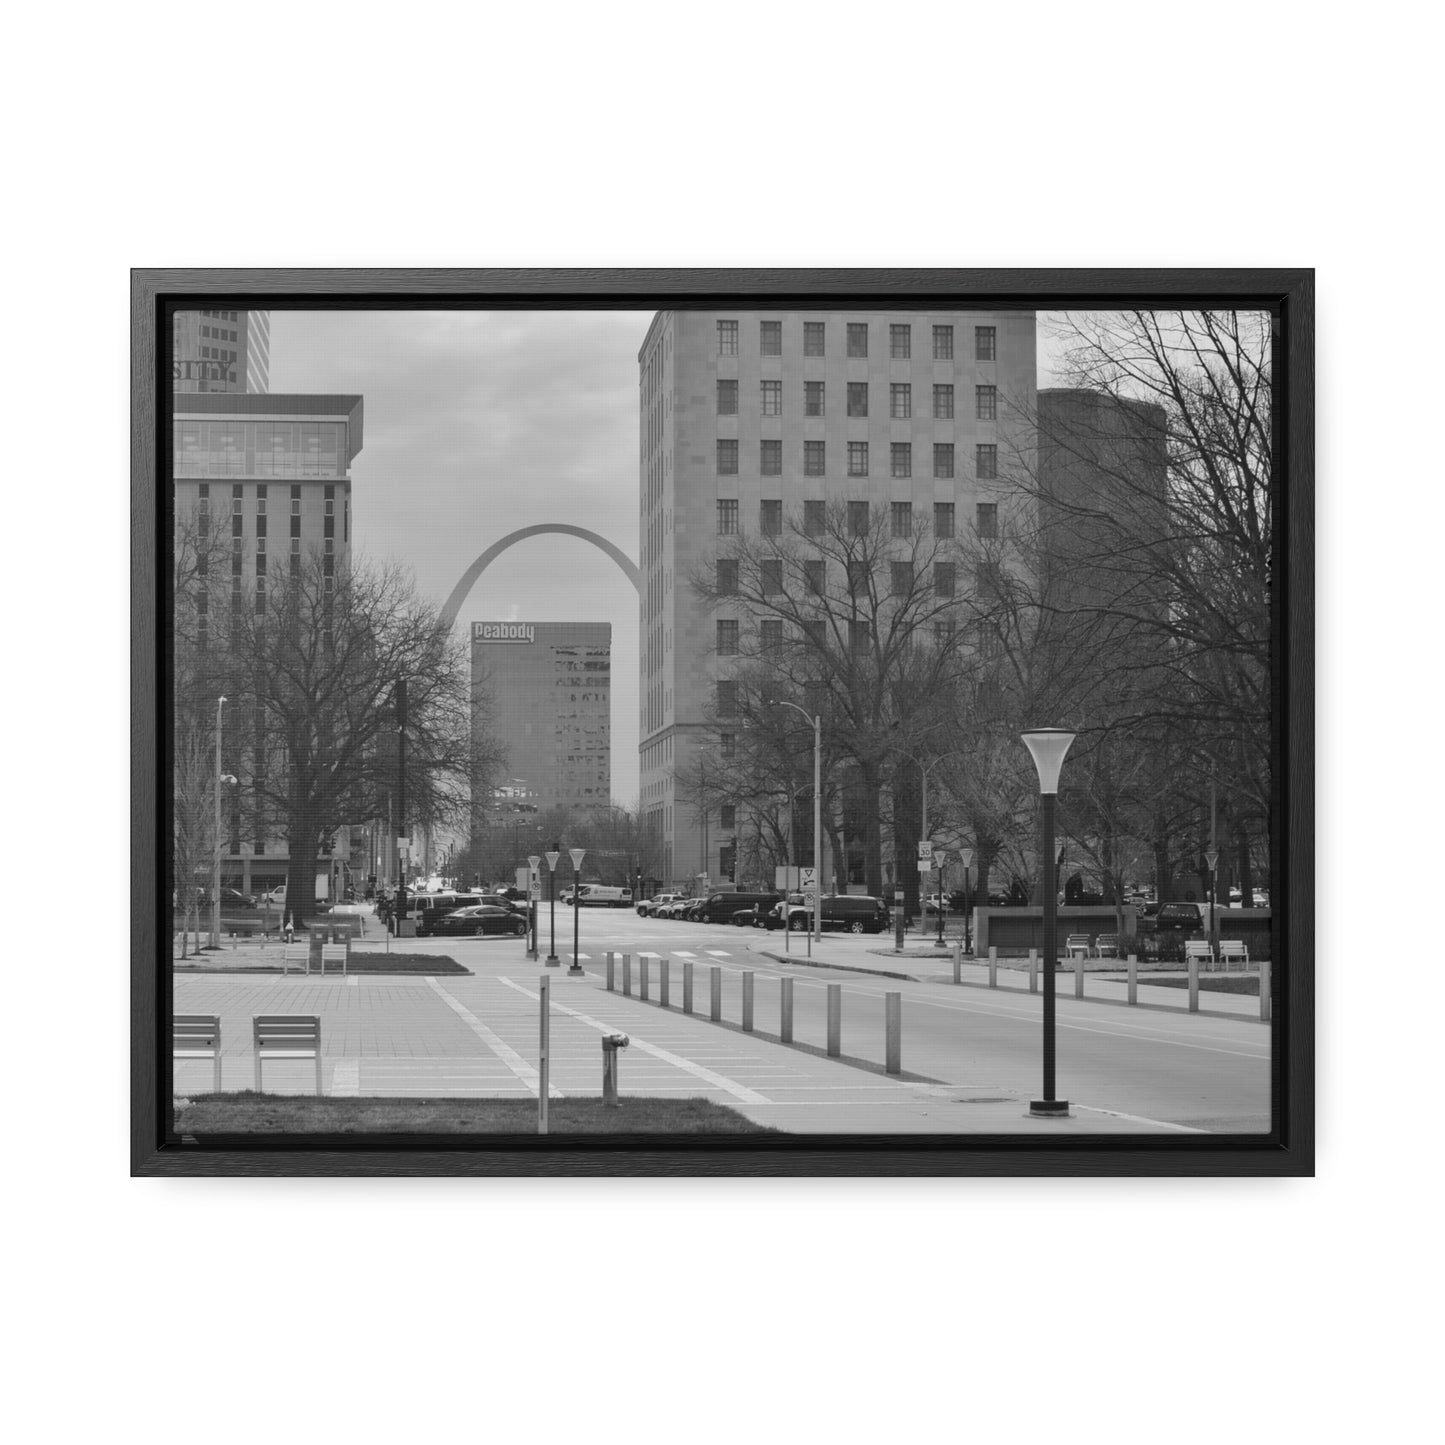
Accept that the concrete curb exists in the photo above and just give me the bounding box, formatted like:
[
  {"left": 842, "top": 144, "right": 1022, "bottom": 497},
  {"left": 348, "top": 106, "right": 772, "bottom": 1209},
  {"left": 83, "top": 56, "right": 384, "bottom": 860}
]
[{"left": 758, "top": 950, "right": 922, "bottom": 983}]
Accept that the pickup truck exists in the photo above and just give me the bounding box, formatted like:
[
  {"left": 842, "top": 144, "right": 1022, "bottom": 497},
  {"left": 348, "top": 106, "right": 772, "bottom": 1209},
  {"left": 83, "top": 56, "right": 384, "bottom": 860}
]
[{"left": 637, "top": 891, "right": 684, "bottom": 917}]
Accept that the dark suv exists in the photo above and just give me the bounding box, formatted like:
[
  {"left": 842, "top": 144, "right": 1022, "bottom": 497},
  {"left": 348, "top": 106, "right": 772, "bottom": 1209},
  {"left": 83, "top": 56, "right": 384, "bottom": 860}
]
[
  {"left": 781, "top": 894, "right": 892, "bottom": 934},
  {"left": 696, "top": 891, "right": 782, "bottom": 925}
]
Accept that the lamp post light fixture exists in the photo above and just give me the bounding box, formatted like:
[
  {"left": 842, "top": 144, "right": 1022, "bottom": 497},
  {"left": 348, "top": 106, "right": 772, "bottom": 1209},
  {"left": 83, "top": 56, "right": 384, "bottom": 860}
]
[
  {"left": 527, "top": 853, "right": 541, "bottom": 960},
  {"left": 544, "top": 846, "right": 561, "bottom": 965},
  {"left": 770, "top": 699, "right": 822, "bottom": 943},
  {"left": 935, "top": 851, "right": 947, "bottom": 948},
  {"left": 1021, "top": 727, "right": 1076, "bottom": 1119},
  {"left": 568, "top": 848, "right": 587, "bottom": 975},
  {"left": 1205, "top": 848, "right": 1220, "bottom": 955},
  {"left": 959, "top": 847, "right": 975, "bottom": 956}
]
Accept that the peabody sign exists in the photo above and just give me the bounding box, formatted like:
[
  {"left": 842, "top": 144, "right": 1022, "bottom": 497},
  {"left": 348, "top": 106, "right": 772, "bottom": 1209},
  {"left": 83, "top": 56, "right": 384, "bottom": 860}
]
[{"left": 473, "top": 622, "right": 535, "bottom": 644}]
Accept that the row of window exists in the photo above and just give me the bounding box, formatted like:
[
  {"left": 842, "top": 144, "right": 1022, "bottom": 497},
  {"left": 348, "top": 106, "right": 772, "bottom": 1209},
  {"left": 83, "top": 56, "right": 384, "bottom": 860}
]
[
  {"left": 719, "top": 380, "right": 995, "bottom": 421},
  {"left": 717, "top": 598, "right": 956, "bottom": 655},
  {"left": 716, "top": 440, "right": 997, "bottom": 481},
  {"left": 201, "top": 323, "right": 239, "bottom": 342},
  {"left": 718, "top": 499, "right": 993, "bottom": 539},
  {"left": 717, "top": 319, "right": 996, "bottom": 362}
]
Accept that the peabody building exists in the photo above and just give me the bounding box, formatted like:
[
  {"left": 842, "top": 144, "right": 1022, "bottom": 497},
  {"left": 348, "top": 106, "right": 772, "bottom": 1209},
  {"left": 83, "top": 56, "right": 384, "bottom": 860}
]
[{"left": 471, "top": 621, "right": 612, "bottom": 823}]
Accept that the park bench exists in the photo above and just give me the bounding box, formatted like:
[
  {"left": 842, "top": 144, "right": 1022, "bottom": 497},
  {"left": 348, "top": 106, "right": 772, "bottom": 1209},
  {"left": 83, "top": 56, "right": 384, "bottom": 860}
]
[
  {"left": 1095, "top": 934, "right": 1119, "bottom": 958},
  {"left": 253, "top": 1015, "right": 323, "bottom": 1095},
  {"left": 320, "top": 943, "right": 348, "bottom": 977},
  {"left": 1064, "top": 934, "right": 1094, "bottom": 960},
  {"left": 1218, "top": 939, "right": 1250, "bottom": 970},
  {"left": 1184, "top": 939, "right": 1216, "bottom": 972},
  {"left": 282, "top": 944, "right": 309, "bottom": 975},
  {"left": 174, "top": 1014, "right": 222, "bottom": 1094}
]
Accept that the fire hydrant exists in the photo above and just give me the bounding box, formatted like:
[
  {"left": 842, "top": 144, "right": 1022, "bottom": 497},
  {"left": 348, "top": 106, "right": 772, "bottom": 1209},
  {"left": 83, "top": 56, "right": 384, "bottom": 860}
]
[{"left": 601, "top": 1032, "right": 630, "bottom": 1105}]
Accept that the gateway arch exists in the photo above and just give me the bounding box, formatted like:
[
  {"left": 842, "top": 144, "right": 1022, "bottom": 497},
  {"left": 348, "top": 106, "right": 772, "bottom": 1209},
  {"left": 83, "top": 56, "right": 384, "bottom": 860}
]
[{"left": 440, "top": 523, "right": 641, "bottom": 629}]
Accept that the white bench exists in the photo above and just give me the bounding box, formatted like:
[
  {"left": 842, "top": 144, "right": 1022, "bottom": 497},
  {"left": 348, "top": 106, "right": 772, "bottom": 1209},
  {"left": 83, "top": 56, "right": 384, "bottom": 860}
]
[
  {"left": 1219, "top": 939, "right": 1250, "bottom": 970},
  {"left": 1095, "top": 934, "right": 1119, "bottom": 959},
  {"left": 320, "top": 943, "right": 348, "bottom": 977},
  {"left": 1064, "top": 934, "right": 1093, "bottom": 960},
  {"left": 1184, "top": 939, "right": 1216, "bottom": 971},
  {"left": 253, "top": 1015, "right": 323, "bottom": 1095},
  {"left": 282, "top": 944, "right": 309, "bottom": 976},
  {"left": 174, "top": 1014, "right": 222, "bottom": 1094}
]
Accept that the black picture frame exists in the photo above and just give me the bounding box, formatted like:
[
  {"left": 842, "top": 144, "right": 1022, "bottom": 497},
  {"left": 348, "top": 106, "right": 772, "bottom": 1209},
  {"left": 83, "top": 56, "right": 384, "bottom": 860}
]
[{"left": 132, "top": 267, "right": 1313, "bottom": 1177}]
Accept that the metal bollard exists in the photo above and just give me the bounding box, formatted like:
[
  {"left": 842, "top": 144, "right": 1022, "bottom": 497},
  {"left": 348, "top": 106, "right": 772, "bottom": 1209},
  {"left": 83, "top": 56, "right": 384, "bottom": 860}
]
[
  {"left": 683, "top": 960, "right": 694, "bottom": 1014},
  {"left": 1028, "top": 948, "right": 1038, "bottom": 993},
  {"left": 780, "top": 977, "right": 794, "bottom": 1042},
  {"left": 1260, "top": 957, "right": 1271, "bottom": 1022},
  {"left": 1127, "top": 953, "right": 1138, "bottom": 1006},
  {"left": 606, "top": 951, "right": 616, "bottom": 991},
  {"left": 710, "top": 966, "right": 722, "bottom": 1022},
  {"left": 1075, "top": 951, "right": 1085, "bottom": 999},
  {"left": 659, "top": 958, "right": 670, "bottom": 1008},
  {"left": 885, "top": 991, "right": 901, "bottom": 1074},
  {"left": 988, "top": 945, "right": 998, "bottom": 989},
  {"left": 1188, "top": 952, "right": 1199, "bottom": 1012},
  {"left": 953, "top": 938, "right": 962, "bottom": 985},
  {"left": 742, "top": 972, "right": 754, "bottom": 1031},
  {"left": 640, "top": 956, "right": 650, "bottom": 1002},
  {"left": 601, "top": 1032, "right": 630, "bottom": 1105},
  {"left": 622, "top": 954, "right": 632, "bottom": 996},
  {"left": 827, "top": 983, "right": 842, "bottom": 1057}
]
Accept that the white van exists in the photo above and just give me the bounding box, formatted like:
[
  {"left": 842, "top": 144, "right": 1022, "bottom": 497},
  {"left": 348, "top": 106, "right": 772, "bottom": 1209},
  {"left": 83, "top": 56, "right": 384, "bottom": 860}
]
[{"left": 559, "top": 883, "right": 634, "bottom": 909}]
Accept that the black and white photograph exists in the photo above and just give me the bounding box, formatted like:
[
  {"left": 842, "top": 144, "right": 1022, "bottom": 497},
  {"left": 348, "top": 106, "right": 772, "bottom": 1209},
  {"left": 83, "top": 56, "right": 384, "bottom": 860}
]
[{"left": 137, "top": 278, "right": 1308, "bottom": 1166}]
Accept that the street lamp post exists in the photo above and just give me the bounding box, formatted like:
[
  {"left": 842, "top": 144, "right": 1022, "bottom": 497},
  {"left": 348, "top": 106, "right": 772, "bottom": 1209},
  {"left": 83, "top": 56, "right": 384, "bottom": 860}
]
[
  {"left": 770, "top": 700, "right": 822, "bottom": 943},
  {"left": 527, "top": 853, "right": 541, "bottom": 960},
  {"left": 1206, "top": 847, "right": 1220, "bottom": 956},
  {"left": 544, "top": 846, "right": 560, "bottom": 965},
  {"left": 568, "top": 848, "right": 586, "bottom": 975},
  {"left": 1022, "top": 727, "right": 1076, "bottom": 1119},
  {"left": 210, "top": 696, "right": 227, "bottom": 948},
  {"left": 959, "top": 848, "right": 975, "bottom": 956}
]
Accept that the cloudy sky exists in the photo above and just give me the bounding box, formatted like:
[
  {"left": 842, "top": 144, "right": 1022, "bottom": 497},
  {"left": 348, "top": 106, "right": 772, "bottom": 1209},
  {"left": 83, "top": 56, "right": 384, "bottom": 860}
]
[{"left": 269, "top": 309, "right": 1072, "bottom": 805}]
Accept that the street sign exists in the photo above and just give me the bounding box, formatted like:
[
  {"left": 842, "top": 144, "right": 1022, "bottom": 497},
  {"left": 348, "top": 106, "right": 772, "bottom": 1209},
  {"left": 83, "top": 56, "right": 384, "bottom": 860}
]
[
  {"left": 529, "top": 873, "right": 542, "bottom": 900},
  {"left": 917, "top": 841, "right": 933, "bottom": 860},
  {"left": 800, "top": 867, "right": 817, "bottom": 895},
  {"left": 917, "top": 859, "right": 932, "bottom": 872}
]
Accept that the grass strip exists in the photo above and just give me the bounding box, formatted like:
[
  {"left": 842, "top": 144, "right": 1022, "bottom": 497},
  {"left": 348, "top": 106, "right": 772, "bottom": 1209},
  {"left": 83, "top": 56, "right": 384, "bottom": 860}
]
[{"left": 174, "top": 1092, "right": 779, "bottom": 1134}]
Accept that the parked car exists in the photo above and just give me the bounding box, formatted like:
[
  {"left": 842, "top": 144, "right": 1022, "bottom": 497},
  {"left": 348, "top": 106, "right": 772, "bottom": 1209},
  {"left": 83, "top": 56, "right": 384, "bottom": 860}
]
[
  {"left": 559, "top": 884, "right": 634, "bottom": 908},
  {"left": 410, "top": 890, "right": 488, "bottom": 936},
  {"left": 779, "top": 894, "right": 892, "bottom": 934},
  {"left": 220, "top": 887, "right": 256, "bottom": 910},
  {"left": 730, "top": 905, "right": 771, "bottom": 927},
  {"left": 638, "top": 892, "right": 683, "bottom": 917},
  {"left": 1153, "top": 902, "right": 1219, "bottom": 935},
  {"left": 922, "top": 893, "right": 950, "bottom": 915},
  {"left": 691, "top": 891, "right": 781, "bottom": 925},
  {"left": 431, "top": 905, "right": 528, "bottom": 938}
]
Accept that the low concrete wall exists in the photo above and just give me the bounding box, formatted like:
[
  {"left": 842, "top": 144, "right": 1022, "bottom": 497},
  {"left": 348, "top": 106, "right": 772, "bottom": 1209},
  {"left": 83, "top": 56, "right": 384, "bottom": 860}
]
[{"left": 975, "top": 905, "right": 1138, "bottom": 957}]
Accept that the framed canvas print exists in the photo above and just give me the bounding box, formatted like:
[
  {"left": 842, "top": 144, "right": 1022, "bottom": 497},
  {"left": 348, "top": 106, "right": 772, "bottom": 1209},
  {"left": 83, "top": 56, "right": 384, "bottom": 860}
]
[{"left": 131, "top": 268, "right": 1312, "bottom": 1176}]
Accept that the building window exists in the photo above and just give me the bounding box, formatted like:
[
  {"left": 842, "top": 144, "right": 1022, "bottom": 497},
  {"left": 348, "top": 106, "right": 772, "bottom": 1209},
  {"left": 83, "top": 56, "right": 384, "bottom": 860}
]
[
  {"left": 718, "top": 379, "right": 738, "bottom": 415},
  {"left": 847, "top": 381, "right": 869, "bottom": 417},
  {"left": 891, "top": 442, "right": 912, "bottom": 478},
  {"left": 850, "top": 620, "right": 871, "bottom": 656},
  {"left": 934, "top": 443, "right": 955, "bottom": 479},
  {"left": 717, "top": 681, "right": 739, "bottom": 716},
  {"left": 721, "top": 732, "right": 736, "bottom": 759},
  {"left": 717, "top": 619, "right": 739, "bottom": 655},
  {"left": 847, "top": 322, "right": 868, "bottom": 358},
  {"left": 935, "top": 563, "right": 956, "bottom": 598},
  {"left": 761, "top": 499, "right": 783, "bottom": 535},
  {"left": 976, "top": 444, "right": 998, "bottom": 480},
  {"left": 933, "top": 324, "right": 954, "bottom": 360},
  {"left": 977, "top": 384, "right": 997, "bottom": 421},
  {"left": 890, "top": 323, "right": 911, "bottom": 359},
  {"left": 721, "top": 805, "right": 737, "bottom": 830},
  {"left": 891, "top": 501, "right": 912, "bottom": 538},
  {"left": 976, "top": 502, "right": 998, "bottom": 539},
  {"left": 804, "top": 380, "right": 825, "bottom": 416},
  {"left": 761, "top": 559, "right": 784, "bottom": 595},
  {"left": 760, "top": 319, "right": 782, "bottom": 356},
  {"left": 718, "top": 320, "right": 738, "bottom": 355},
  {"left": 761, "top": 380, "right": 782, "bottom": 416},
  {"left": 804, "top": 321, "right": 825, "bottom": 356},
  {"left": 802, "top": 618, "right": 826, "bottom": 648},
  {"left": 934, "top": 384, "right": 954, "bottom": 419},
  {"left": 847, "top": 500, "right": 870, "bottom": 536},
  {"left": 804, "top": 441, "right": 826, "bottom": 477},
  {"left": 761, "top": 619, "right": 784, "bottom": 652},
  {"left": 760, "top": 439, "right": 782, "bottom": 475},
  {"left": 718, "top": 559, "right": 739, "bottom": 595},
  {"left": 975, "top": 325, "right": 996, "bottom": 361},
  {"left": 847, "top": 441, "right": 869, "bottom": 477},
  {"left": 935, "top": 502, "right": 955, "bottom": 539},
  {"left": 805, "top": 559, "right": 826, "bottom": 595},
  {"left": 890, "top": 383, "right": 912, "bottom": 419},
  {"left": 804, "top": 500, "right": 826, "bottom": 537},
  {"left": 891, "top": 561, "right": 913, "bottom": 597},
  {"left": 718, "top": 439, "right": 739, "bottom": 475},
  {"left": 935, "top": 621, "right": 957, "bottom": 650},
  {"left": 717, "top": 499, "right": 739, "bottom": 534}
]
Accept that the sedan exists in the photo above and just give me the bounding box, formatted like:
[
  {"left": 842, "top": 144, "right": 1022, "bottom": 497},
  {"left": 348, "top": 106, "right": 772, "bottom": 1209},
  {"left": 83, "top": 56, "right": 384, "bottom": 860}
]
[{"left": 431, "top": 905, "right": 528, "bottom": 938}]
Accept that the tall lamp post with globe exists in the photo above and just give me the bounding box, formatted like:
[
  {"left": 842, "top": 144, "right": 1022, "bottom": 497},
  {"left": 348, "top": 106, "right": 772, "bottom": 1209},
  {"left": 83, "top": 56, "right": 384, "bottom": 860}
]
[
  {"left": 959, "top": 847, "right": 974, "bottom": 956},
  {"left": 1021, "top": 727, "right": 1075, "bottom": 1119},
  {"left": 544, "top": 846, "right": 560, "bottom": 966},
  {"left": 568, "top": 848, "right": 587, "bottom": 975},
  {"left": 527, "top": 854, "right": 541, "bottom": 961}
]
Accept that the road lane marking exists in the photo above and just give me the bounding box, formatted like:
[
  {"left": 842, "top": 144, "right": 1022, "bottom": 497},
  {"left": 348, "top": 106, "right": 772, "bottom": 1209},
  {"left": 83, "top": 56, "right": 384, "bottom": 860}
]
[
  {"left": 498, "top": 977, "right": 769, "bottom": 1104},
  {"left": 424, "top": 976, "right": 559, "bottom": 1097}
]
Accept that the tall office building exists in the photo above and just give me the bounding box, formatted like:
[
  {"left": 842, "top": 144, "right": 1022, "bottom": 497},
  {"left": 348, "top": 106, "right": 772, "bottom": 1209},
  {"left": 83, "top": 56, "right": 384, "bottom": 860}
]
[
  {"left": 470, "top": 621, "right": 612, "bottom": 830},
  {"left": 173, "top": 391, "right": 364, "bottom": 896},
  {"left": 173, "top": 308, "right": 271, "bottom": 393},
  {"left": 638, "top": 309, "right": 1036, "bottom": 889}
]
